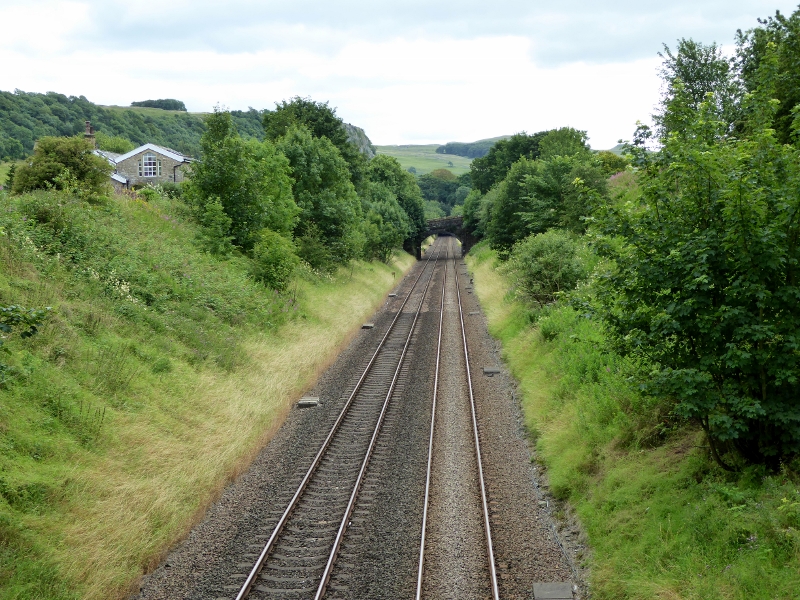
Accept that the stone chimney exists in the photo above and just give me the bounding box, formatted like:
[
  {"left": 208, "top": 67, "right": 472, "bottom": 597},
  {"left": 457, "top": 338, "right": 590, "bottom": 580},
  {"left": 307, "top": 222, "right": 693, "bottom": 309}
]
[{"left": 84, "top": 121, "right": 96, "bottom": 147}]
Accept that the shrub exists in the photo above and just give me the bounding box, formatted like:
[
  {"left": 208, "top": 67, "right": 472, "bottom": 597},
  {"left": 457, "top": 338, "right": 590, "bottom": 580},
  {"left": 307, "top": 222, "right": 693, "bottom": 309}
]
[
  {"left": 251, "top": 230, "right": 300, "bottom": 291},
  {"left": 595, "top": 67, "right": 800, "bottom": 465},
  {"left": 12, "top": 136, "right": 111, "bottom": 197},
  {"left": 196, "top": 197, "right": 233, "bottom": 256},
  {"left": 505, "top": 229, "right": 596, "bottom": 305}
]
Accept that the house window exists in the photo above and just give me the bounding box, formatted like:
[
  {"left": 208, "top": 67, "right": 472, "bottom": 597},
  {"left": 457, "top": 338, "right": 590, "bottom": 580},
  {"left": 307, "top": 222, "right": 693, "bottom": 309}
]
[{"left": 143, "top": 153, "right": 158, "bottom": 177}]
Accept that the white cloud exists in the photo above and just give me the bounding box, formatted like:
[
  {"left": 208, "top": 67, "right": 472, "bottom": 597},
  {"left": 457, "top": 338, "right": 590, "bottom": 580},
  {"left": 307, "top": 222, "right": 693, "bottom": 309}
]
[{"left": 0, "top": 1, "right": 796, "bottom": 146}]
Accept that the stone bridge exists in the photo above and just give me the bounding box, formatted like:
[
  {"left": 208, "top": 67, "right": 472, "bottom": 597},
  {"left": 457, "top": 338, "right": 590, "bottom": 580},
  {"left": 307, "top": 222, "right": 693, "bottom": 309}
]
[{"left": 419, "top": 216, "right": 476, "bottom": 258}]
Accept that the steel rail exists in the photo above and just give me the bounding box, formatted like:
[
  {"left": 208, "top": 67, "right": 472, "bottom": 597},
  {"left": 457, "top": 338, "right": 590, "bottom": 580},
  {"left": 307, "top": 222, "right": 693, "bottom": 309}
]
[
  {"left": 313, "top": 240, "right": 451, "bottom": 599},
  {"left": 234, "top": 240, "right": 445, "bottom": 600},
  {"left": 414, "top": 237, "right": 448, "bottom": 600},
  {"left": 454, "top": 248, "right": 501, "bottom": 600}
]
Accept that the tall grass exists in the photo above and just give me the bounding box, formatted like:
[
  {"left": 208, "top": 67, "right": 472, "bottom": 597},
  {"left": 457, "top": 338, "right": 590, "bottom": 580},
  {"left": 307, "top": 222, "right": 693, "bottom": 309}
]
[
  {"left": 0, "top": 187, "right": 415, "bottom": 599},
  {"left": 468, "top": 242, "right": 800, "bottom": 600}
]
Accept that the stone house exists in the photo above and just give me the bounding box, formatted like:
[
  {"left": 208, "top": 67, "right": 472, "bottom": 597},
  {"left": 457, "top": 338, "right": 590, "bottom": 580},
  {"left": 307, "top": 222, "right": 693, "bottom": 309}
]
[{"left": 94, "top": 143, "right": 193, "bottom": 191}]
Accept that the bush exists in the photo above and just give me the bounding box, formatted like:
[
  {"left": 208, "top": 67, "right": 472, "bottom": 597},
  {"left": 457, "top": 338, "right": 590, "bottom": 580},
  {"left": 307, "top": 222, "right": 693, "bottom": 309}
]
[
  {"left": 12, "top": 136, "right": 111, "bottom": 197},
  {"left": 505, "top": 229, "right": 596, "bottom": 305},
  {"left": 251, "top": 230, "right": 300, "bottom": 291}
]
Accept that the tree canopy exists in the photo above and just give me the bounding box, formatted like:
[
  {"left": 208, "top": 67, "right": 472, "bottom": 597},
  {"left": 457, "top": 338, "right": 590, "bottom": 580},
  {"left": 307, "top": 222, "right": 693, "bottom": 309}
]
[
  {"left": 11, "top": 136, "right": 111, "bottom": 196},
  {"left": 131, "top": 99, "right": 187, "bottom": 111},
  {"left": 277, "top": 125, "right": 363, "bottom": 269},
  {"left": 185, "top": 109, "right": 298, "bottom": 251},
  {"left": 469, "top": 131, "right": 548, "bottom": 193}
]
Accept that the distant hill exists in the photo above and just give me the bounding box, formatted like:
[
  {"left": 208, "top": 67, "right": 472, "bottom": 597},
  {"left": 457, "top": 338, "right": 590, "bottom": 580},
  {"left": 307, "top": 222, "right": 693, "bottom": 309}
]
[
  {"left": 435, "top": 136, "right": 510, "bottom": 159},
  {"left": 0, "top": 89, "right": 376, "bottom": 161},
  {"left": 375, "top": 144, "right": 473, "bottom": 176}
]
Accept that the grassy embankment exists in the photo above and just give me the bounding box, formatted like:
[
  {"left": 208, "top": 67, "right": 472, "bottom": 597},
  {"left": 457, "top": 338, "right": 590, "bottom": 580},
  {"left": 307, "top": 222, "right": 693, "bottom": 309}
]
[
  {"left": 375, "top": 144, "right": 472, "bottom": 175},
  {"left": 0, "top": 188, "right": 414, "bottom": 600},
  {"left": 468, "top": 243, "right": 800, "bottom": 600}
]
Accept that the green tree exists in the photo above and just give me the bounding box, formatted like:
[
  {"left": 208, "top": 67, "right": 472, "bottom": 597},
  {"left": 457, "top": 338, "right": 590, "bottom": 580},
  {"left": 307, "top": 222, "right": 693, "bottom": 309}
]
[
  {"left": 263, "top": 96, "right": 367, "bottom": 188},
  {"left": 737, "top": 7, "right": 800, "bottom": 144},
  {"left": 538, "top": 127, "right": 590, "bottom": 160},
  {"left": 595, "top": 55, "right": 800, "bottom": 465},
  {"left": 657, "top": 38, "right": 740, "bottom": 138},
  {"left": 469, "top": 131, "right": 548, "bottom": 193},
  {"left": 196, "top": 197, "right": 234, "bottom": 256},
  {"left": 5, "top": 163, "right": 15, "bottom": 190},
  {"left": 131, "top": 99, "right": 187, "bottom": 111},
  {"left": 251, "top": 229, "right": 301, "bottom": 291},
  {"left": 186, "top": 109, "right": 298, "bottom": 251},
  {"left": 12, "top": 136, "right": 111, "bottom": 196},
  {"left": 486, "top": 155, "right": 606, "bottom": 255},
  {"left": 277, "top": 125, "right": 363, "bottom": 269},
  {"left": 505, "top": 229, "right": 596, "bottom": 306},
  {"left": 361, "top": 182, "right": 411, "bottom": 262},
  {"left": 365, "top": 154, "right": 426, "bottom": 251},
  {"left": 95, "top": 131, "right": 135, "bottom": 153},
  {"left": 596, "top": 150, "right": 630, "bottom": 177}
]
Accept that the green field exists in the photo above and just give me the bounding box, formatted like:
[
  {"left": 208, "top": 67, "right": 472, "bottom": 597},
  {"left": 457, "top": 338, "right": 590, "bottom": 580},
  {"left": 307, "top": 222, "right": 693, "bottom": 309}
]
[{"left": 375, "top": 144, "right": 473, "bottom": 175}]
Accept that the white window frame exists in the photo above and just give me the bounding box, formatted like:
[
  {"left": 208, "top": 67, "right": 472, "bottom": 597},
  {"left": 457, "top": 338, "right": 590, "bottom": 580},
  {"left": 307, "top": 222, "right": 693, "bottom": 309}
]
[{"left": 143, "top": 152, "right": 158, "bottom": 177}]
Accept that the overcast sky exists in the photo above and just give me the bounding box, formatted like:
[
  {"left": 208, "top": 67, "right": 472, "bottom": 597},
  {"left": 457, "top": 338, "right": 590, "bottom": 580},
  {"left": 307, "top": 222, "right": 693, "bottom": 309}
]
[{"left": 1, "top": 1, "right": 797, "bottom": 148}]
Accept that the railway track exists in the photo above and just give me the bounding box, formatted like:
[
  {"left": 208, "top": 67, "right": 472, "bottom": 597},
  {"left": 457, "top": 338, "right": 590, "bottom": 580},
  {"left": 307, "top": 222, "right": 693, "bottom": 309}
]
[
  {"left": 415, "top": 240, "right": 500, "bottom": 600},
  {"left": 232, "top": 239, "right": 450, "bottom": 600}
]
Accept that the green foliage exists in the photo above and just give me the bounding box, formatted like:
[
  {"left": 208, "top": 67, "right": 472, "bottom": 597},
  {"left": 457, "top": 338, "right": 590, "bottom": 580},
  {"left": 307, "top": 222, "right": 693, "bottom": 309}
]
[
  {"left": 462, "top": 189, "right": 485, "bottom": 236},
  {"left": 0, "top": 89, "right": 268, "bottom": 160},
  {"left": 365, "top": 154, "right": 426, "bottom": 248},
  {"left": 251, "top": 229, "right": 300, "bottom": 291},
  {"left": 469, "top": 131, "right": 548, "bottom": 193},
  {"left": 484, "top": 151, "right": 607, "bottom": 255},
  {"left": 538, "top": 127, "right": 590, "bottom": 160},
  {"left": 186, "top": 109, "right": 298, "bottom": 251},
  {"left": 4, "top": 163, "right": 15, "bottom": 191},
  {"left": 505, "top": 230, "right": 596, "bottom": 305},
  {"left": 595, "top": 54, "right": 800, "bottom": 464},
  {"left": 263, "top": 96, "right": 366, "bottom": 188},
  {"left": 0, "top": 305, "right": 49, "bottom": 349},
  {"left": 277, "top": 125, "right": 362, "bottom": 269},
  {"left": 423, "top": 200, "right": 445, "bottom": 220},
  {"left": 94, "top": 131, "right": 135, "bottom": 154},
  {"left": 0, "top": 184, "right": 350, "bottom": 596},
  {"left": 435, "top": 138, "right": 501, "bottom": 158},
  {"left": 196, "top": 197, "right": 234, "bottom": 256},
  {"left": 737, "top": 7, "right": 800, "bottom": 144},
  {"left": 361, "top": 182, "right": 411, "bottom": 262},
  {"left": 596, "top": 150, "right": 630, "bottom": 177},
  {"left": 12, "top": 136, "right": 111, "bottom": 197},
  {"left": 131, "top": 99, "right": 187, "bottom": 111},
  {"left": 470, "top": 244, "right": 800, "bottom": 599},
  {"left": 657, "top": 39, "right": 741, "bottom": 139}
]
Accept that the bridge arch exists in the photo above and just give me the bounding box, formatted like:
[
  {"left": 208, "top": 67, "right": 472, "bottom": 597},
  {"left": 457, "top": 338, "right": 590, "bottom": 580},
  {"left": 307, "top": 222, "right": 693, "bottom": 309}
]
[{"left": 422, "top": 216, "right": 476, "bottom": 258}]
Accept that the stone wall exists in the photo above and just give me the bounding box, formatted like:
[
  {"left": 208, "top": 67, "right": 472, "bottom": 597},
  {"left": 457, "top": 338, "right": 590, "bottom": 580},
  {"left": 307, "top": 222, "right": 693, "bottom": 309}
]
[{"left": 116, "top": 150, "right": 189, "bottom": 187}]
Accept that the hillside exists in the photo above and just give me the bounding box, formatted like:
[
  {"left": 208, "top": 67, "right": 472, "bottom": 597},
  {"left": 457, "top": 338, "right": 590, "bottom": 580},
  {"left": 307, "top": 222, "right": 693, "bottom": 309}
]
[
  {"left": 375, "top": 144, "right": 473, "bottom": 176},
  {"left": 435, "top": 135, "right": 509, "bottom": 158},
  {"left": 0, "top": 185, "right": 414, "bottom": 599},
  {"left": 0, "top": 90, "right": 374, "bottom": 161}
]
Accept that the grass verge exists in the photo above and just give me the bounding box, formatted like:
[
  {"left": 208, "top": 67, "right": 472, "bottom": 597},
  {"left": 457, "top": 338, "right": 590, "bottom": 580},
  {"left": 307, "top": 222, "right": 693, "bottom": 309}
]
[
  {"left": 0, "top": 188, "right": 415, "bottom": 600},
  {"left": 467, "top": 242, "right": 800, "bottom": 600}
]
